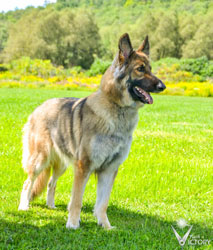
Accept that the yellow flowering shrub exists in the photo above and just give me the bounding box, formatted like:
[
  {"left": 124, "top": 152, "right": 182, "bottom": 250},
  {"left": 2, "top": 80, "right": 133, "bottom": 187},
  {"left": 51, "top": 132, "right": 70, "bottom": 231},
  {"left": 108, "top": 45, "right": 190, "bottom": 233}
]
[
  {"left": 0, "top": 58, "right": 212, "bottom": 97},
  {"left": 20, "top": 75, "right": 44, "bottom": 83},
  {"left": 161, "top": 81, "right": 213, "bottom": 97},
  {"left": 155, "top": 65, "right": 203, "bottom": 82}
]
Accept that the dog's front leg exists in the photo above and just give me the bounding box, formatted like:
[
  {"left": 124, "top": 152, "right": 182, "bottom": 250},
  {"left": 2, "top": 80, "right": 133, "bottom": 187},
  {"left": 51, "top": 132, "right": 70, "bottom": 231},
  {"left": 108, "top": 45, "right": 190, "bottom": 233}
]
[
  {"left": 66, "top": 160, "right": 90, "bottom": 229},
  {"left": 94, "top": 167, "right": 118, "bottom": 230}
]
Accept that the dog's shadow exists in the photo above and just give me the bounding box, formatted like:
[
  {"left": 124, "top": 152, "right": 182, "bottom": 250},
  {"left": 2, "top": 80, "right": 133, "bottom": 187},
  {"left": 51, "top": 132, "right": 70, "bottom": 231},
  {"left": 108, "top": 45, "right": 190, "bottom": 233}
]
[{"left": 3, "top": 203, "right": 212, "bottom": 249}]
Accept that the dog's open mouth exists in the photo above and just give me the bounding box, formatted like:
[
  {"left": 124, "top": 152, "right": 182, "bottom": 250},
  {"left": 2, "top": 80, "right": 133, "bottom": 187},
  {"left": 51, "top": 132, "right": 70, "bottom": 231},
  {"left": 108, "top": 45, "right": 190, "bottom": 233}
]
[{"left": 133, "top": 86, "right": 153, "bottom": 104}]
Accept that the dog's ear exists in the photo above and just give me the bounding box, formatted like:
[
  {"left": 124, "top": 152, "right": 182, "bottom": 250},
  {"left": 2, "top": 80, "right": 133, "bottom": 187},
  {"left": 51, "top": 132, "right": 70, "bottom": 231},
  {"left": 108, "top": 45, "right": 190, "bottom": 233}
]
[
  {"left": 137, "top": 35, "right": 149, "bottom": 56},
  {"left": 118, "top": 33, "right": 133, "bottom": 64}
]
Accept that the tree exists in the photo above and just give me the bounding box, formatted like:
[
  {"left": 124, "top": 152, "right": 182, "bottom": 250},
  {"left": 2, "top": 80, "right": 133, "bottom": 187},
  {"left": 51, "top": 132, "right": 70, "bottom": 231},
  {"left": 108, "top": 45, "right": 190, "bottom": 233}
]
[
  {"left": 131, "top": 11, "right": 181, "bottom": 60},
  {"left": 3, "top": 8, "right": 101, "bottom": 68},
  {"left": 182, "top": 11, "right": 213, "bottom": 59},
  {"left": 0, "top": 22, "right": 8, "bottom": 53}
]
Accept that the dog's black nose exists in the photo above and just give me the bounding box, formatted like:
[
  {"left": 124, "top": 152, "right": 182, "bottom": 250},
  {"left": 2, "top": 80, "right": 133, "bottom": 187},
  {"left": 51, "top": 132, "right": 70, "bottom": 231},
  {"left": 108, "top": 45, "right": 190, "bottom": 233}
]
[{"left": 156, "top": 81, "right": 166, "bottom": 92}]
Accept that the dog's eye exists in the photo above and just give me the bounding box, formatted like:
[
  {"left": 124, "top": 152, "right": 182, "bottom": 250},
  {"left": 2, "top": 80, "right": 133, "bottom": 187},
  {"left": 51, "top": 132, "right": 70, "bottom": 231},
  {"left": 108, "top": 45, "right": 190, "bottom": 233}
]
[{"left": 137, "top": 65, "right": 145, "bottom": 72}]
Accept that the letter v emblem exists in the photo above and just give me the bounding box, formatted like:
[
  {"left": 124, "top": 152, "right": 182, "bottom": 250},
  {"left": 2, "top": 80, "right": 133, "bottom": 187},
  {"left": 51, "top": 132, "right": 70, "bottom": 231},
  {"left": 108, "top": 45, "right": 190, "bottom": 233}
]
[{"left": 171, "top": 225, "right": 193, "bottom": 246}]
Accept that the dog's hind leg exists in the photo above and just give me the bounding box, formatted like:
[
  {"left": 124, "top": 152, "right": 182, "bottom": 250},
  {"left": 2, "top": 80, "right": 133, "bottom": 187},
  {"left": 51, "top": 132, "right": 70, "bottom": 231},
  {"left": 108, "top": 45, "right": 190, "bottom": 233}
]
[
  {"left": 19, "top": 121, "right": 53, "bottom": 211},
  {"left": 46, "top": 161, "right": 67, "bottom": 209},
  {"left": 18, "top": 175, "right": 36, "bottom": 211},
  {"left": 18, "top": 153, "right": 50, "bottom": 211},
  {"left": 94, "top": 167, "right": 118, "bottom": 229}
]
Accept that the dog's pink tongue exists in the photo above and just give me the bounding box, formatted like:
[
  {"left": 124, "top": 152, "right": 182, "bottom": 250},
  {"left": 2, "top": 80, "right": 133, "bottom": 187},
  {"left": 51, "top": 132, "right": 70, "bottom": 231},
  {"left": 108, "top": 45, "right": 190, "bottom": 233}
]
[{"left": 143, "top": 91, "right": 153, "bottom": 104}]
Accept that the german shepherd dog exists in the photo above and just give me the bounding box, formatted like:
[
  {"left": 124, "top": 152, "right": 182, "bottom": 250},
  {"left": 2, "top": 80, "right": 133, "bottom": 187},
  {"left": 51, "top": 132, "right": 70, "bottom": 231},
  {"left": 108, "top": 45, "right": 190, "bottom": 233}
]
[{"left": 18, "top": 33, "right": 166, "bottom": 229}]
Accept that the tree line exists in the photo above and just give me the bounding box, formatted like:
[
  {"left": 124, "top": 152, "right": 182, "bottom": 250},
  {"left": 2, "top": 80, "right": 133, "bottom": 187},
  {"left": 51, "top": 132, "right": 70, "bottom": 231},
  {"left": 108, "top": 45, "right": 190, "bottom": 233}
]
[{"left": 0, "top": 0, "right": 212, "bottom": 69}]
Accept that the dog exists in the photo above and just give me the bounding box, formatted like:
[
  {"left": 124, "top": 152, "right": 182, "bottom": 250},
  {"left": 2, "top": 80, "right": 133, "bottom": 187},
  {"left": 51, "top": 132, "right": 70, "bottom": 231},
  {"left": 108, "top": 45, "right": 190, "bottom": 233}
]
[{"left": 18, "top": 33, "right": 166, "bottom": 229}]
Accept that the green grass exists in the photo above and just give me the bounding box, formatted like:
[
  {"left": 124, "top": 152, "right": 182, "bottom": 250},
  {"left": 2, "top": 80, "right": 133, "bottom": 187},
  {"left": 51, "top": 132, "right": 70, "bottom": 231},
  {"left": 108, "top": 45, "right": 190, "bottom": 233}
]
[{"left": 0, "top": 88, "right": 212, "bottom": 250}]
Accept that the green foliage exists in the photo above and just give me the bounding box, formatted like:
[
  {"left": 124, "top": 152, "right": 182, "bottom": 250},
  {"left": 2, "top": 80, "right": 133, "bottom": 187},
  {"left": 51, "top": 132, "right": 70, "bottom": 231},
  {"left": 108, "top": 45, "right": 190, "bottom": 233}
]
[
  {"left": 0, "top": 7, "right": 38, "bottom": 56},
  {"left": 59, "top": 0, "right": 212, "bottom": 61},
  {"left": 0, "top": 0, "right": 213, "bottom": 64},
  {"left": 132, "top": 11, "right": 181, "bottom": 60},
  {"left": 153, "top": 56, "right": 213, "bottom": 78},
  {"left": 69, "top": 66, "right": 82, "bottom": 74},
  {"left": 0, "top": 22, "right": 8, "bottom": 53},
  {"left": 56, "top": 0, "right": 127, "bottom": 9},
  {"left": 86, "top": 57, "right": 111, "bottom": 76},
  {"left": 181, "top": 11, "right": 213, "bottom": 60},
  {"left": 152, "top": 57, "right": 180, "bottom": 70},
  {"left": 3, "top": 8, "right": 101, "bottom": 69},
  {"left": 1, "top": 0, "right": 213, "bottom": 68},
  {"left": 7, "top": 57, "right": 64, "bottom": 77},
  {"left": 180, "top": 57, "right": 213, "bottom": 77}
]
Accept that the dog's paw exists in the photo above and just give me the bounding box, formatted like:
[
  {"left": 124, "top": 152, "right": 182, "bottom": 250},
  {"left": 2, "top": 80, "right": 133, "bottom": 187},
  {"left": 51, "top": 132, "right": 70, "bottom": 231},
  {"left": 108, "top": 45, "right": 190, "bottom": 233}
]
[
  {"left": 97, "top": 218, "right": 113, "bottom": 230},
  {"left": 18, "top": 203, "right": 29, "bottom": 211},
  {"left": 66, "top": 219, "right": 80, "bottom": 230},
  {"left": 95, "top": 211, "right": 113, "bottom": 230},
  {"left": 98, "top": 221, "right": 115, "bottom": 230},
  {"left": 107, "top": 225, "right": 116, "bottom": 230},
  {"left": 47, "top": 203, "right": 56, "bottom": 209}
]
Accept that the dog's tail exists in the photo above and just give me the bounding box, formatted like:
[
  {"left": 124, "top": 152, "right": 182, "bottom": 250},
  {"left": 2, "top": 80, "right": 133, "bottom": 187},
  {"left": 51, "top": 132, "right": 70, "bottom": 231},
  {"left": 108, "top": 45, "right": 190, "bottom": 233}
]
[{"left": 31, "top": 167, "right": 51, "bottom": 200}]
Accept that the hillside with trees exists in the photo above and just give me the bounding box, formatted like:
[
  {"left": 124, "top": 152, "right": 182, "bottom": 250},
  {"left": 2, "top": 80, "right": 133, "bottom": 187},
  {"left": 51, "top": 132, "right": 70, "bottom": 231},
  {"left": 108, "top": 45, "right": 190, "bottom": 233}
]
[{"left": 0, "top": 0, "right": 213, "bottom": 68}]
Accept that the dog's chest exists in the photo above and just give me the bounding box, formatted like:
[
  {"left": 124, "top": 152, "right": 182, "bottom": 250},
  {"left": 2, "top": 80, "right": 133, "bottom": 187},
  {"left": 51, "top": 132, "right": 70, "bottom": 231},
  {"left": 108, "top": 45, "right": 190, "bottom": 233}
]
[
  {"left": 90, "top": 111, "right": 138, "bottom": 171},
  {"left": 90, "top": 133, "right": 131, "bottom": 171}
]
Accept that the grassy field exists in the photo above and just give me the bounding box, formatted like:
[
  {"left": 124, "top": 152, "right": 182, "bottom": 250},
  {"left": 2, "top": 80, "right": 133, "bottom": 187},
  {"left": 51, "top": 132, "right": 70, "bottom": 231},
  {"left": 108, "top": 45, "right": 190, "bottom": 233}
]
[{"left": 0, "top": 88, "right": 212, "bottom": 250}]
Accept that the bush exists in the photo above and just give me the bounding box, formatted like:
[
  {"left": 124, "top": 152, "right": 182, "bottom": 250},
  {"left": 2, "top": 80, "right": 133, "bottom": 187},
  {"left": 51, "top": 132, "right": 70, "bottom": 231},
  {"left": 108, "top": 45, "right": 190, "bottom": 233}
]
[
  {"left": 152, "top": 57, "right": 180, "bottom": 71},
  {"left": 153, "top": 57, "right": 213, "bottom": 80},
  {"left": 7, "top": 57, "right": 65, "bottom": 77},
  {"left": 86, "top": 57, "right": 111, "bottom": 76},
  {"left": 161, "top": 81, "right": 213, "bottom": 97},
  {"left": 180, "top": 57, "right": 213, "bottom": 77},
  {"left": 0, "top": 57, "right": 212, "bottom": 98},
  {"left": 0, "top": 65, "right": 8, "bottom": 72}
]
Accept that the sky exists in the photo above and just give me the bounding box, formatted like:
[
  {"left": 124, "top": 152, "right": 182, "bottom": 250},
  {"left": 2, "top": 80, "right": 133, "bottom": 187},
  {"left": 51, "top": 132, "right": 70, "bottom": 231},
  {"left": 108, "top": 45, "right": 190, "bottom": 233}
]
[{"left": 0, "top": 0, "right": 57, "bottom": 12}]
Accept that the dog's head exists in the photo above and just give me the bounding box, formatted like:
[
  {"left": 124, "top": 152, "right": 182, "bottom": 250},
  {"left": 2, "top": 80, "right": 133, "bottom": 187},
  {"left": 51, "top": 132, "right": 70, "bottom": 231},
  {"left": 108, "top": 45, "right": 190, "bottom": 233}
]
[{"left": 101, "top": 33, "right": 166, "bottom": 107}]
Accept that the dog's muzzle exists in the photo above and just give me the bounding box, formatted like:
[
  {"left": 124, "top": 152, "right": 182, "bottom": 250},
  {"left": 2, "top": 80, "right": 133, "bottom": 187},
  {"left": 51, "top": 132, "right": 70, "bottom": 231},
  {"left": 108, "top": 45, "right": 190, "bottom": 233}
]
[{"left": 156, "top": 80, "right": 166, "bottom": 92}]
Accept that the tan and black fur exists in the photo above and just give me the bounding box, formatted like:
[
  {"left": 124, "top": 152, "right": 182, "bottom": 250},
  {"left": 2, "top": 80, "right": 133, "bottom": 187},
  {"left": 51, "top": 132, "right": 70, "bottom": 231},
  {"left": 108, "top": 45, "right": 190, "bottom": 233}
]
[{"left": 18, "top": 33, "right": 166, "bottom": 229}]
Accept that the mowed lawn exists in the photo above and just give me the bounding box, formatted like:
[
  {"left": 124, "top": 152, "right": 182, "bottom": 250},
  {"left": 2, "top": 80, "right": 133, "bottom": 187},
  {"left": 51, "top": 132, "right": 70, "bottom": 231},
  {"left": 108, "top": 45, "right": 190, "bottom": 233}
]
[{"left": 0, "top": 88, "right": 212, "bottom": 250}]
